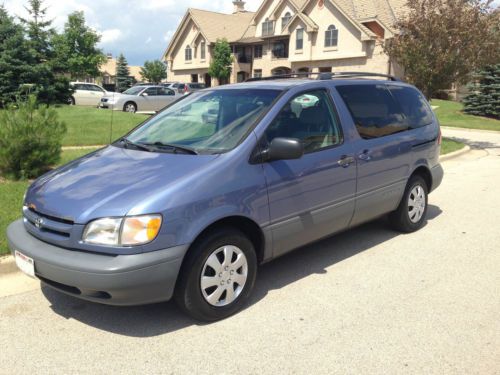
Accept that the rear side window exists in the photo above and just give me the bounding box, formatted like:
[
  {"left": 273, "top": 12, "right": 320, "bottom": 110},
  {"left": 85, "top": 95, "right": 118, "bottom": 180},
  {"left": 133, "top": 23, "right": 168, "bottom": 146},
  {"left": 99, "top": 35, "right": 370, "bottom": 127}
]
[
  {"left": 388, "top": 86, "right": 433, "bottom": 128},
  {"left": 336, "top": 84, "right": 407, "bottom": 139}
]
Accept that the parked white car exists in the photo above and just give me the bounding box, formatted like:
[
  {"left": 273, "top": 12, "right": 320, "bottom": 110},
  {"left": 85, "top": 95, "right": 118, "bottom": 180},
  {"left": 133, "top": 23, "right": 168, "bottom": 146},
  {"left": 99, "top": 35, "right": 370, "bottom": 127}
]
[
  {"left": 69, "top": 82, "right": 108, "bottom": 106},
  {"left": 99, "top": 85, "right": 180, "bottom": 113}
]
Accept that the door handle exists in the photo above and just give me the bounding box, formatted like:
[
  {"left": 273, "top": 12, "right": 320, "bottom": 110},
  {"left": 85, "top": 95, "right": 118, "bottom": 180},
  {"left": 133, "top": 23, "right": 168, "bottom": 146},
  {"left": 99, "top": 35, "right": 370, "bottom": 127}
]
[
  {"left": 338, "top": 155, "right": 355, "bottom": 168},
  {"left": 358, "top": 149, "right": 371, "bottom": 161}
]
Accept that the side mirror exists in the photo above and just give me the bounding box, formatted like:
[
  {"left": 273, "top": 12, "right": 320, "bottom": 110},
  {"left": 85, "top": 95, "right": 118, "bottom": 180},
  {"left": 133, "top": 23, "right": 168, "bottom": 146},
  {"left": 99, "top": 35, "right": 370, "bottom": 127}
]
[
  {"left": 263, "top": 137, "right": 303, "bottom": 162},
  {"left": 141, "top": 92, "right": 148, "bottom": 96}
]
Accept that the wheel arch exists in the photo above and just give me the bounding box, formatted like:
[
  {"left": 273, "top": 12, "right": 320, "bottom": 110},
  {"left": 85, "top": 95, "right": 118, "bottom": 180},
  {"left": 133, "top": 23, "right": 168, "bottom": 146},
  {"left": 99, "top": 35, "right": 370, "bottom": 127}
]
[{"left": 410, "top": 165, "right": 432, "bottom": 192}]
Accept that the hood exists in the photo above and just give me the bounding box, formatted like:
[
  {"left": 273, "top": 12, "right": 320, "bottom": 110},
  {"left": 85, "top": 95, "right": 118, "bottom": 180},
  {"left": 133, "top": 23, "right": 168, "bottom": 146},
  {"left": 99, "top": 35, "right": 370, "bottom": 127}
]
[{"left": 26, "top": 145, "right": 219, "bottom": 224}]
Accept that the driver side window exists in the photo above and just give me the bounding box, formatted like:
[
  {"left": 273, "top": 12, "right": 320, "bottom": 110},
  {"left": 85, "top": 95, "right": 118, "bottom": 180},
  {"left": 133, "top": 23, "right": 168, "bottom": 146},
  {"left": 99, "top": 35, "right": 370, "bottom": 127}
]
[{"left": 264, "top": 90, "right": 342, "bottom": 153}]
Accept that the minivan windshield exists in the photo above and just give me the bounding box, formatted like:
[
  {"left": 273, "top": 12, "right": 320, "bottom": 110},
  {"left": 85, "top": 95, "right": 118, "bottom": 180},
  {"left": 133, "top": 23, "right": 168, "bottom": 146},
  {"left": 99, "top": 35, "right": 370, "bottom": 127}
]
[{"left": 125, "top": 88, "right": 281, "bottom": 153}]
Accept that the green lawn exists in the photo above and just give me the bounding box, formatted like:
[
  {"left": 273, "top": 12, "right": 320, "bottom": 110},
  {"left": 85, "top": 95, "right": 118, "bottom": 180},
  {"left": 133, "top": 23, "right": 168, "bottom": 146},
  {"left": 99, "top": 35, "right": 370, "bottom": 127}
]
[
  {"left": 432, "top": 99, "right": 500, "bottom": 131},
  {"left": 55, "top": 106, "right": 148, "bottom": 146},
  {"left": 441, "top": 138, "right": 465, "bottom": 154}
]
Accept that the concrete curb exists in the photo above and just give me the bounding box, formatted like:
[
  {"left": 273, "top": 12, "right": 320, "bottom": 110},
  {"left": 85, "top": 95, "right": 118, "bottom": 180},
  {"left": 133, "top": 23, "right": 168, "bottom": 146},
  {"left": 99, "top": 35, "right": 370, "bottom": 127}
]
[
  {"left": 0, "top": 255, "right": 17, "bottom": 276},
  {"left": 441, "top": 126, "right": 500, "bottom": 134},
  {"left": 440, "top": 145, "right": 471, "bottom": 162}
]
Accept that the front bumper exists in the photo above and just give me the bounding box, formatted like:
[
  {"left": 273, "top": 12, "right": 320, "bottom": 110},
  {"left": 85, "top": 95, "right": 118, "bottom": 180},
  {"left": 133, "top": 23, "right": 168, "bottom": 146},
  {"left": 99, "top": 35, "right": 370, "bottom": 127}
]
[{"left": 7, "top": 219, "right": 188, "bottom": 306}]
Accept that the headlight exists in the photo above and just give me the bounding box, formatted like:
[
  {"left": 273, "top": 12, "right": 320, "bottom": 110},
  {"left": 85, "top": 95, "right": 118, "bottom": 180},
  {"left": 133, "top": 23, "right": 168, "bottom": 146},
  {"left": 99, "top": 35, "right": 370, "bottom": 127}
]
[{"left": 82, "top": 215, "right": 162, "bottom": 246}]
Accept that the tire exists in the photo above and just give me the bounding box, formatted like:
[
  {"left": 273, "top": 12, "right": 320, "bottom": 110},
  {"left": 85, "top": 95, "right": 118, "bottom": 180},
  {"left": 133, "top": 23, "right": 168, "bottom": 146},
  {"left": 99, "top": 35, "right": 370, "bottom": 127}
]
[
  {"left": 174, "top": 227, "right": 257, "bottom": 322},
  {"left": 389, "top": 175, "right": 428, "bottom": 233},
  {"left": 68, "top": 96, "right": 75, "bottom": 105},
  {"left": 123, "top": 102, "right": 137, "bottom": 113}
]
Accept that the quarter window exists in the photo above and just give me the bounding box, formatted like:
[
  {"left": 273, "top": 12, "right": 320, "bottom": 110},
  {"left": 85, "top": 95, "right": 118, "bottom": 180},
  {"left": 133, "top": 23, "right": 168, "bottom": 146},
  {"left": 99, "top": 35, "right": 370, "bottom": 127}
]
[
  {"left": 185, "top": 45, "right": 192, "bottom": 61},
  {"left": 336, "top": 84, "right": 408, "bottom": 139},
  {"left": 325, "top": 25, "right": 338, "bottom": 47},
  {"left": 264, "top": 90, "right": 342, "bottom": 153},
  {"left": 388, "top": 86, "right": 434, "bottom": 128},
  {"left": 296, "top": 28, "right": 304, "bottom": 50}
]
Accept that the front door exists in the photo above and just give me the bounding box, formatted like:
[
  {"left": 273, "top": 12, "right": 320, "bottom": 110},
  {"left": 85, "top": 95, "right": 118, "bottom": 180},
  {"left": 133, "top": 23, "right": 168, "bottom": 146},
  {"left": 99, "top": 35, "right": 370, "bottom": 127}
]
[{"left": 261, "top": 89, "right": 357, "bottom": 257}]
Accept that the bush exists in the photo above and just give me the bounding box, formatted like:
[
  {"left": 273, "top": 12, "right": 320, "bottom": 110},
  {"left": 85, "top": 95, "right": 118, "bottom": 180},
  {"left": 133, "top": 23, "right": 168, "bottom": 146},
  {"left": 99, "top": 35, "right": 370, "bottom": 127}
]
[
  {"left": 463, "top": 64, "right": 500, "bottom": 119},
  {"left": 0, "top": 96, "right": 66, "bottom": 179}
]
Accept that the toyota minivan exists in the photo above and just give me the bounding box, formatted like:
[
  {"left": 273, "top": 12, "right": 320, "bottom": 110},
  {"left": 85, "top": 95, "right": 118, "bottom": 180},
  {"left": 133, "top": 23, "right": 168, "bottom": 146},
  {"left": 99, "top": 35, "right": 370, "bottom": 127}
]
[{"left": 8, "top": 73, "right": 443, "bottom": 321}]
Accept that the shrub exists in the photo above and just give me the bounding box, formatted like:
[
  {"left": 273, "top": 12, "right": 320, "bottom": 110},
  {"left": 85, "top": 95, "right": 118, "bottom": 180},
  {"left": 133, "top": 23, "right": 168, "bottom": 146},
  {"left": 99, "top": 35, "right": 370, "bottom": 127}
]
[
  {"left": 463, "top": 64, "right": 500, "bottom": 119},
  {"left": 0, "top": 96, "right": 66, "bottom": 179}
]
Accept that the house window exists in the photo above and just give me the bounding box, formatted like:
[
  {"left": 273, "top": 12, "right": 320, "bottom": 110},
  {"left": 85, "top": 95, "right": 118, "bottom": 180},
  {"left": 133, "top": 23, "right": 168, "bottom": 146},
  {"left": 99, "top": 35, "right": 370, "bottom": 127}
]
[
  {"left": 185, "top": 45, "right": 192, "bottom": 61},
  {"left": 325, "top": 25, "right": 338, "bottom": 47},
  {"left": 262, "top": 18, "right": 274, "bottom": 36},
  {"left": 296, "top": 28, "right": 304, "bottom": 50},
  {"left": 254, "top": 45, "right": 263, "bottom": 58},
  {"left": 272, "top": 40, "right": 289, "bottom": 58},
  {"left": 200, "top": 41, "right": 206, "bottom": 60},
  {"left": 254, "top": 69, "right": 262, "bottom": 78},
  {"left": 282, "top": 12, "right": 292, "bottom": 29}
]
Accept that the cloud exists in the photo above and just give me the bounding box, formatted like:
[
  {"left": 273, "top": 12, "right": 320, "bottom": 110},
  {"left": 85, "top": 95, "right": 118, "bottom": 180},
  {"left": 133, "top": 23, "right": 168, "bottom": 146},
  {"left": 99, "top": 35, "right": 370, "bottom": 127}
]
[
  {"left": 145, "top": 37, "right": 152, "bottom": 44},
  {"left": 100, "top": 28, "right": 123, "bottom": 44}
]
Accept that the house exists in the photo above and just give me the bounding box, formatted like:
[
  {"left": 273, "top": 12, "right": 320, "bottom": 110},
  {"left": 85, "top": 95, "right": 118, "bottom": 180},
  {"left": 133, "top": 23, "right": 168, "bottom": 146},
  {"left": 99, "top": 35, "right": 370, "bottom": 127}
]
[
  {"left": 99, "top": 54, "right": 143, "bottom": 89},
  {"left": 163, "top": 0, "right": 406, "bottom": 86}
]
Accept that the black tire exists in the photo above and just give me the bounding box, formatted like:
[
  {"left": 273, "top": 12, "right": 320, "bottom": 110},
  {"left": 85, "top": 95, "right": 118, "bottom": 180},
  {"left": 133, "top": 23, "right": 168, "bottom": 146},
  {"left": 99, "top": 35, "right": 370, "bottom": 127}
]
[
  {"left": 389, "top": 175, "right": 428, "bottom": 232},
  {"left": 68, "top": 96, "right": 75, "bottom": 105},
  {"left": 123, "top": 102, "right": 137, "bottom": 113},
  {"left": 174, "top": 227, "right": 257, "bottom": 322}
]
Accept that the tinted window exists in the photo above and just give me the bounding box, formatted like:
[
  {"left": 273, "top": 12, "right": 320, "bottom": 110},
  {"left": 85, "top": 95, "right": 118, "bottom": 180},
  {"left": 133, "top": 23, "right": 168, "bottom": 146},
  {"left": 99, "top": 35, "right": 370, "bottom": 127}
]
[
  {"left": 388, "top": 86, "right": 433, "bottom": 128},
  {"left": 144, "top": 87, "right": 158, "bottom": 96},
  {"left": 336, "top": 84, "right": 407, "bottom": 139},
  {"left": 264, "top": 90, "right": 342, "bottom": 153}
]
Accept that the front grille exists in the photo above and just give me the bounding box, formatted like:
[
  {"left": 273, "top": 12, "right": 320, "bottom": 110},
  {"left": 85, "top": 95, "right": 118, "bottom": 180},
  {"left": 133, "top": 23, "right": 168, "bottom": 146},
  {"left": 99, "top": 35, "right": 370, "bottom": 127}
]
[
  {"left": 101, "top": 98, "right": 108, "bottom": 102},
  {"left": 23, "top": 206, "right": 74, "bottom": 241}
]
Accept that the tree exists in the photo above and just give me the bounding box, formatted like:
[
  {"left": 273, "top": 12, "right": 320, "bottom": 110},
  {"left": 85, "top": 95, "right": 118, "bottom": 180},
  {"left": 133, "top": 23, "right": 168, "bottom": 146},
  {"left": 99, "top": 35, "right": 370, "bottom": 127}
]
[
  {"left": 208, "top": 39, "right": 233, "bottom": 84},
  {"left": 52, "top": 11, "right": 106, "bottom": 80},
  {"left": 463, "top": 64, "right": 500, "bottom": 119},
  {"left": 115, "top": 53, "right": 133, "bottom": 92},
  {"left": 384, "top": 0, "right": 500, "bottom": 98},
  {"left": 140, "top": 60, "right": 167, "bottom": 83},
  {"left": 0, "top": 6, "right": 36, "bottom": 106},
  {"left": 18, "top": 0, "right": 70, "bottom": 104}
]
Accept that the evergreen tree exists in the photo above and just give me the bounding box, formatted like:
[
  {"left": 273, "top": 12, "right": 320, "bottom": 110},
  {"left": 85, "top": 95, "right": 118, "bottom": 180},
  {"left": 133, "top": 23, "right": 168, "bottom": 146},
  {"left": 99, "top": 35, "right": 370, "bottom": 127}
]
[
  {"left": 463, "top": 64, "right": 500, "bottom": 119},
  {"left": 115, "top": 53, "right": 133, "bottom": 92},
  {"left": 0, "top": 6, "right": 36, "bottom": 106}
]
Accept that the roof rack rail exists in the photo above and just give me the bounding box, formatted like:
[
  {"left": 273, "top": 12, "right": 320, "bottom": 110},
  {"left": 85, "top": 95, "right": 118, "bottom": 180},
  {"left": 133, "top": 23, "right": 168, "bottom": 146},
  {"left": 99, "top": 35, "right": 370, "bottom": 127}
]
[{"left": 245, "top": 71, "right": 400, "bottom": 82}]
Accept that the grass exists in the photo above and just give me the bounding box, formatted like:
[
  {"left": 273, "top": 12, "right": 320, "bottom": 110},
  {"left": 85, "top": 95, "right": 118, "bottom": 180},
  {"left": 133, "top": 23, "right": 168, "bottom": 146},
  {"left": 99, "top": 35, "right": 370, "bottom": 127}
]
[
  {"left": 55, "top": 106, "right": 148, "bottom": 146},
  {"left": 441, "top": 138, "right": 465, "bottom": 155},
  {"left": 0, "top": 147, "right": 99, "bottom": 256},
  {"left": 432, "top": 99, "right": 500, "bottom": 131}
]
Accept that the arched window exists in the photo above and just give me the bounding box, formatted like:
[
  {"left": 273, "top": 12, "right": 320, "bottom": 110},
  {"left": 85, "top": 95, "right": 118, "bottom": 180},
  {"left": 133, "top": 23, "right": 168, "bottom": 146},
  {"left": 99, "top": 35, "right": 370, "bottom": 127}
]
[
  {"left": 325, "top": 25, "right": 338, "bottom": 47},
  {"left": 200, "top": 41, "right": 206, "bottom": 60},
  {"left": 262, "top": 18, "right": 274, "bottom": 36},
  {"left": 282, "top": 12, "right": 292, "bottom": 29},
  {"left": 185, "top": 45, "right": 192, "bottom": 61}
]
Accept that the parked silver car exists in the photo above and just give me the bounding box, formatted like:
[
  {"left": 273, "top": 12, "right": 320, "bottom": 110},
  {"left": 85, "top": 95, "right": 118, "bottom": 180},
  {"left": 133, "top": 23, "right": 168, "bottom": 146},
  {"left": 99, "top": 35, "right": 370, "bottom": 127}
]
[{"left": 99, "top": 85, "right": 179, "bottom": 113}]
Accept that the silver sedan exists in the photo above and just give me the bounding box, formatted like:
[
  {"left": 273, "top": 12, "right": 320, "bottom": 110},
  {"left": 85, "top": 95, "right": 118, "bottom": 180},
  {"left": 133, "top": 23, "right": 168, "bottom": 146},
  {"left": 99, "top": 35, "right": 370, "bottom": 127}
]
[{"left": 99, "top": 85, "right": 180, "bottom": 113}]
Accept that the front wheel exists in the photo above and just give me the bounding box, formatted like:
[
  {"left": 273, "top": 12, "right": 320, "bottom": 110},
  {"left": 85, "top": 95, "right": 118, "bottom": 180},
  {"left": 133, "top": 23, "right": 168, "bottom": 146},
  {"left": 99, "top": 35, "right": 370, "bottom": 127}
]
[
  {"left": 389, "top": 175, "right": 428, "bottom": 232},
  {"left": 174, "top": 228, "right": 257, "bottom": 321},
  {"left": 123, "top": 102, "right": 137, "bottom": 113}
]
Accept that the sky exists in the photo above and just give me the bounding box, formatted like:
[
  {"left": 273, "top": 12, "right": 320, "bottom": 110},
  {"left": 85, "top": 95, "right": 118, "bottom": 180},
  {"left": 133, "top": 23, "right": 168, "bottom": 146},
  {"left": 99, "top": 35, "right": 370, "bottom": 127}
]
[{"left": 2, "top": 0, "right": 261, "bottom": 66}]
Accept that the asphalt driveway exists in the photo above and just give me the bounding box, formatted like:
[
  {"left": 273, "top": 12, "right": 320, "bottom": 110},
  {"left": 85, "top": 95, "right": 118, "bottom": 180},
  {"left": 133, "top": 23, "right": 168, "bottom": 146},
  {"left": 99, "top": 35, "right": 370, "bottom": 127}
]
[{"left": 1, "top": 129, "right": 499, "bottom": 374}]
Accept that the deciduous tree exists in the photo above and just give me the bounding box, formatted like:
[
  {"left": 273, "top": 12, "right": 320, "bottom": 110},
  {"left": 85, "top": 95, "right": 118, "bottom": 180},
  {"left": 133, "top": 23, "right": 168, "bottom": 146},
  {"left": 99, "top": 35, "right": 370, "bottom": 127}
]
[
  {"left": 140, "top": 60, "right": 167, "bottom": 83},
  {"left": 384, "top": 0, "right": 500, "bottom": 98},
  {"left": 208, "top": 39, "right": 233, "bottom": 84}
]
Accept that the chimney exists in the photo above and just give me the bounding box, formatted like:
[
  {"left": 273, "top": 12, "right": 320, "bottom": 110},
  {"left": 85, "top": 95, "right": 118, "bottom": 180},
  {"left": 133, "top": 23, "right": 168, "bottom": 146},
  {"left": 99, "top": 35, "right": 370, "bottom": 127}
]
[
  {"left": 232, "top": 0, "right": 246, "bottom": 13},
  {"left": 106, "top": 53, "right": 113, "bottom": 59}
]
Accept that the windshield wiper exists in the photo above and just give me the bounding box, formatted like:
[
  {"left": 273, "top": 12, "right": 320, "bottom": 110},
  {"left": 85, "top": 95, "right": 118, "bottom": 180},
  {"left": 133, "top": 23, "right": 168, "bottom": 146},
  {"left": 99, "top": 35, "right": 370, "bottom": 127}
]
[
  {"left": 143, "top": 142, "right": 198, "bottom": 155},
  {"left": 119, "top": 138, "right": 153, "bottom": 152}
]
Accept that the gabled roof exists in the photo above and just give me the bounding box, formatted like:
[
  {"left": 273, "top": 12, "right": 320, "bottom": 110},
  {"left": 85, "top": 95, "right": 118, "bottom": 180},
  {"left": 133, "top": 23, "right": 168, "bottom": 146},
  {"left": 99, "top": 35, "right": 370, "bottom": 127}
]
[{"left": 163, "top": 8, "right": 255, "bottom": 60}]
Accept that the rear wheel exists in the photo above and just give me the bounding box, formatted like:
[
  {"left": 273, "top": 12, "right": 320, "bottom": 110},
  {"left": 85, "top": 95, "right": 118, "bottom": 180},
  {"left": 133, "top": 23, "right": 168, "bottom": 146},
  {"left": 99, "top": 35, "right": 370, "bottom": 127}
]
[
  {"left": 174, "top": 228, "right": 257, "bottom": 321},
  {"left": 68, "top": 96, "right": 75, "bottom": 105},
  {"left": 389, "top": 175, "right": 428, "bottom": 232},
  {"left": 123, "top": 102, "right": 137, "bottom": 113}
]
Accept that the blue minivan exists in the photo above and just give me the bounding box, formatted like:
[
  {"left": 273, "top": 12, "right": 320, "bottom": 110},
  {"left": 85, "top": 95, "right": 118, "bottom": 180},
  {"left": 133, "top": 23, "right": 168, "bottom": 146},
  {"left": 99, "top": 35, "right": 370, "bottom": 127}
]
[{"left": 7, "top": 73, "right": 443, "bottom": 321}]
